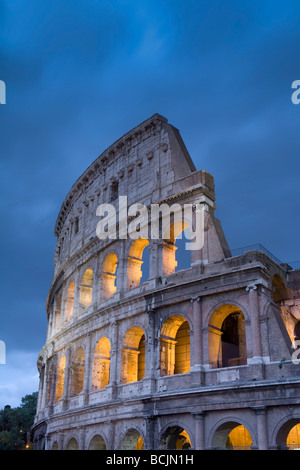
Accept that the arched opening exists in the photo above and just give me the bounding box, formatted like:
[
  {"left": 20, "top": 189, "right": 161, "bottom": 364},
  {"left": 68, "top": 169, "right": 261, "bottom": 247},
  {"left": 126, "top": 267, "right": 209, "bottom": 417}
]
[
  {"left": 55, "top": 294, "right": 62, "bottom": 329},
  {"left": 160, "top": 316, "right": 190, "bottom": 376},
  {"left": 55, "top": 356, "right": 66, "bottom": 403},
  {"left": 208, "top": 305, "right": 247, "bottom": 368},
  {"left": 66, "top": 437, "right": 79, "bottom": 450},
  {"left": 52, "top": 441, "right": 59, "bottom": 450},
  {"left": 79, "top": 268, "right": 93, "bottom": 307},
  {"left": 92, "top": 337, "right": 111, "bottom": 391},
  {"left": 70, "top": 347, "right": 85, "bottom": 397},
  {"left": 127, "top": 238, "right": 150, "bottom": 288},
  {"left": 272, "top": 274, "right": 287, "bottom": 303},
  {"left": 212, "top": 422, "right": 252, "bottom": 450},
  {"left": 121, "top": 327, "right": 145, "bottom": 384},
  {"left": 65, "top": 281, "right": 75, "bottom": 321},
  {"left": 162, "top": 220, "right": 191, "bottom": 276},
  {"left": 276, "top": 419, "right": 300, "bottom": 450},
  {"left": 100, "top": 253, "right": 118, "bottom": 300},
  {"left": 120, "top": 429, "right": 144, "bottom": 450},
  {"left": 88, "top": 434, "right": 106, "bottom": 450},
  {"left": 287, "top": 423, "right": 300, "bottom": 450},
  {"left": 160, "top": 426, "right": 191, "bottom": 450}
]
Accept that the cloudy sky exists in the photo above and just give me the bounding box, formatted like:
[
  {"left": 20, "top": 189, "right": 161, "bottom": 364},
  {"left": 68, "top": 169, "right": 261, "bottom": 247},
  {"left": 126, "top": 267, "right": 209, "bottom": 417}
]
[{"left": 0, "top": 0, "right": 300, "bottom": 409}]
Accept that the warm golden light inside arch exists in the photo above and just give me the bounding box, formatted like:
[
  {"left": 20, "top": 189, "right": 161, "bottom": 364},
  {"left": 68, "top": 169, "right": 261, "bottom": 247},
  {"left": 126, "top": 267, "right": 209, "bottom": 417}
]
[
  {"left": 121, "top": 429, "right": 144, "bottom": 450},
  {"left": 101, "top": 253, "right": 118, "bottom": 300},
  {"left": 80, "top": 268, "right": 93, "bottom": 307},
  {"left": 55, "top": 356, "right": 66, "bottom": 403},
  {"left": 121, "top": 326, "right": 145, "bottom": 383},
  {"left": 92, "top": 337, "right": 111, "bottom": 391},
  {"left": 212, "top": 422, "right": 252, "bottom": 449},
  {"left": 127, "top": 238, "right": 149, "bottom": 289},
  {"left": 70, "top": 347, "right": 85, "bottom": 397},
  {"left": 160, "top": 315, "right": 190, "bottom": 376},
  {"left": 65, "top": 281, "right": 75, "bottom": 321},
  {"left": 162, "top": 221, "right": 190, "bottom": 276},
  {"left": 287, "top": 423, "right": 300, "bottom": 450}
]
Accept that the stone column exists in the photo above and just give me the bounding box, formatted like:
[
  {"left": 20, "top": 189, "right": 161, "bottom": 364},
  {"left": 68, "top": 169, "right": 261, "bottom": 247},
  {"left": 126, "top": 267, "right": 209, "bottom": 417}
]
[
  {"left": 116, "top": 239, "right": 126, "bottom": 293},
  {"left": 82, "top": 333, "right": 92, "bottom": 405},
  {"left": 253, "top": 406, "right": 268, "bottom": 450},
  {"left": 145, "top": 415, "right": 155, "bottom": 450},
  {"left": 246, "top": 283, "right": 263, "bottom": 360},
  {"left": 192, "top": 411, "right": 205, "bottom": 450},
  {"left": 108, "top": 321, "right": 119, "bottom": 398},
  {"left": 48, "top": 356, "right": 58, "bottom": 415},
  {"left": 40, "top": 360, "right": 50, "bottom": 415},
  {"left": 145, "top": 307, "right": 157, "bottom": 391},
  {"left": 191, "top": 297, "right": 204, "bottom": 385}
]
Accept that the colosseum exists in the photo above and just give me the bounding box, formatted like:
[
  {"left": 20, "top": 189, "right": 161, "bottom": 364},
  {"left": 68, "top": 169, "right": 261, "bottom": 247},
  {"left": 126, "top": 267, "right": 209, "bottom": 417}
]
[{"left": 32, "top": 113, "right": 300, "bottom": 451}]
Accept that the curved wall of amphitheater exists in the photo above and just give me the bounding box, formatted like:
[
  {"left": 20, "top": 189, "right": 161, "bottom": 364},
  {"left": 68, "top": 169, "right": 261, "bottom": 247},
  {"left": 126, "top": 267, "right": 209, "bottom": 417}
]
[{"left": 32, "top": 114, "right": 300, "bottom": 450}]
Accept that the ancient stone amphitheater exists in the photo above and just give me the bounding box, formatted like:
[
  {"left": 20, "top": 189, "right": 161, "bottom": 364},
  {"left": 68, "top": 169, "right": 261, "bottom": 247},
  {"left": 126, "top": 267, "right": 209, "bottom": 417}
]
[{"left": 32, "top": 114, "right": 300, "bottom": 450}]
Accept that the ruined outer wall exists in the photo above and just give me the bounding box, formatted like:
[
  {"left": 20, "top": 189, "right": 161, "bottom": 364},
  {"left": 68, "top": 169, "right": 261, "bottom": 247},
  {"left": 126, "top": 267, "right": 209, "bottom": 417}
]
[{"left": 32, "top": 115, "right": 300, "bottom": 451}]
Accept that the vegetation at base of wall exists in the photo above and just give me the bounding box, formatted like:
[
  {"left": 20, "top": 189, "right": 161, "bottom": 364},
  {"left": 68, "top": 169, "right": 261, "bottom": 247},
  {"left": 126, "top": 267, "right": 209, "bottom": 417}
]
[{"left": 0, "top": 392, "right": 38, "bottom": 450}]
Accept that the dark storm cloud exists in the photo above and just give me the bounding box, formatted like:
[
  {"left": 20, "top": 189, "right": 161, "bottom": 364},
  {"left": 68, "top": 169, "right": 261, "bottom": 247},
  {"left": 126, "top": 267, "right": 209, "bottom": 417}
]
[{"left": 0, "top": 0, "right": 300, "bottom": 407}]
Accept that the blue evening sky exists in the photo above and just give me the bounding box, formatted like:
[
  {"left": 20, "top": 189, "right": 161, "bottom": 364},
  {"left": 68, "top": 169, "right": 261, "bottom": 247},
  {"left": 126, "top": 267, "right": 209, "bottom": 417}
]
[{"left": 0, "top": 0, "right": 300, "bottom": 407}]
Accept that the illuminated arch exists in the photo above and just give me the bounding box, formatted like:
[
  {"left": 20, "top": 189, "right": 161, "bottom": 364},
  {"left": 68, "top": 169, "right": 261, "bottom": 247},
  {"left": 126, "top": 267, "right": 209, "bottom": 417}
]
[
  {"left": 55, "top": 356, "right": 66, "bottom": 403},
  {"left": 92, "top": 337, "right": 111, "bottom": 391},
  {"left": 276, "top": 418, "right": 300, "bottom": 450},
  {"left": 160, "top": 315, "right": 190, "bottom": 376},
  {"left": 211, "top": 421, "right": 252, "bottom": 450},
  {"left": 79, "top": 268, "right": 93, "bottom": 307},
  {"left": 65, "top": 281, "right": 75, "bottom": 321},
  {"left": 70, "top": 347, "right": 85, "bottom": 397},
  {"left": 127, "top": 238, "right": 150, "bottom": 288},
  {"left": 100, "top": 253, "right": 118, "bottom": 300},
  {"left": 160, "top": 425, "right": 192, "bottom": 450},
  {"left": 162, "top": 219, "right": 191, "bottom": 275},
  {"left": 120, "top": 429, "right": 144, "bottom": 450},
  {"left": 121, "top": 326, "right": 145, "bottom": 383}
]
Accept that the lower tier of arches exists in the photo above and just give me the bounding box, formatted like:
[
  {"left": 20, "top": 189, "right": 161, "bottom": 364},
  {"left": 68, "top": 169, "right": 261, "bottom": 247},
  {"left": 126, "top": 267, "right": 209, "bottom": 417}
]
[{"left": 32, "top": 405, "right": 300, "bottom": 451}]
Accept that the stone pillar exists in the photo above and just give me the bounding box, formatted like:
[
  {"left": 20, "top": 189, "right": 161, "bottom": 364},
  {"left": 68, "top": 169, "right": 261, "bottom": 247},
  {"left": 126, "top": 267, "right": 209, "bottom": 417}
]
[
  {"left": 82, "top": 333, "right": 92, "bottom": 405},
  {"left": 192, "top": 411, "right": 205, "bottom": 450},
  {"left": 116, "top": 239, "right": 126, "bottom": 293},
  {"left": 40, "top": 360, "right": 50, "bottom": 414},
  {"left": 145, "top": 415, "right": 155, "bottom": 450},
  {"left": 48, "top": 356, "right": 57, "bottom": 415},
  {"left": 191, "top": 297, "right": 204, "bottom": 385},
  {"left": 253, "top": 406, "right": 268, "bottom": 450},
  {"left": 108, "top": 321, "right": 119, "bottom": 398},
  {"left": 78, "top": 427, "right": 86, "bottom": 450},
  {"left": 145, "top": 307, "right": 157, "bottom": 391},
  {"left": 246, "top": 283, "right": 263, "bottom": 360}
]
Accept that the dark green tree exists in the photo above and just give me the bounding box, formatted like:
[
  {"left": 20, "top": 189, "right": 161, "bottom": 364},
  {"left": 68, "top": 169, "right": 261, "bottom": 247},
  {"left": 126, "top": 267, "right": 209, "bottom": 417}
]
[{"left": 0, "top": 392, "right": 38, "bottom": 450}]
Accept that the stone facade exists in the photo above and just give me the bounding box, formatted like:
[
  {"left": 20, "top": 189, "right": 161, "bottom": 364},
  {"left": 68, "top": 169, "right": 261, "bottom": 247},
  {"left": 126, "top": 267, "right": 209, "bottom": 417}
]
[{"left": 31, "top": 114, "right": 300, "bottom": 450}]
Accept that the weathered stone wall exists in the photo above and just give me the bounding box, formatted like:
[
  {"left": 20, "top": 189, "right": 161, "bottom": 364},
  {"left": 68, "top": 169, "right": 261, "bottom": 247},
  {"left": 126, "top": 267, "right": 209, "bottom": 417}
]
[{"left": 32, "top": 115, "right": 300, "bottom": 450}]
